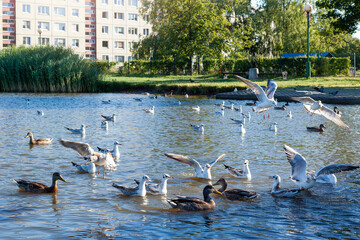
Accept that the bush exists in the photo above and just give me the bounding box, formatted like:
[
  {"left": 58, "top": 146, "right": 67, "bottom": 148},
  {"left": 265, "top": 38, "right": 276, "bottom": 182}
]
[
  {"left": 94, "top": 60, "right": 116, "bottom": 73},
  {"left": 0, "top": 46, "right": 102, "bottom": 92}
]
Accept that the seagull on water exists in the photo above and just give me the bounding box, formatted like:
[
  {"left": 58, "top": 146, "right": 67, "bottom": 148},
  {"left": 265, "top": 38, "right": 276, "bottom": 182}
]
[
  {"left": 287, "top": 111, "right": 292, "bottom": 118},
  {"left": 223, "top": 160, "right": 251, "bottom": 179},
  {"left": 65, "top": 124, "right": 87, "bottom": 135},
  {"left": 101, "top": 121, "right": 108, "bottom": 130},
  {"left": 240, "top": 123, "right": 246, "bottom": 134},
  {"left": 112, "top": 175, "right": 151, "bottom": 196},
  {"left": 269, "top": 122, "right": 278, "bottom": 132},
  {"left": 233, "top": 75, "right": 277, "bottom": 118},
  {"left": 134, "top": 174, "right": 173, "bottom": 195},
  {"left": 97, "top": 141, "right": 122, "bottom": 161},
  {"left": 143, "top": 106, "right": 155, "bottom": 114},
  {"left": 284, "top": 144, "right": 359, "bottom": 189},
  {"left": 71, "top": 161, "right": 96, "bottom": 174},
  {"left": 291, "top": 97, "right": 349, "bottom": 129},
  {"left": 102, "top": 114, "right": 116, "bottom": 122},
  {"left": 215, "top": 107, "right": 225, "bottom": 116},
  {"left": 271, "top": 175, "right": 303, "bottom": 198},
  {"left": 37, "top": 110, "right": 44, "bottom": 116},
  {"left": 191, "top": 124, "right": 205, "bottom": 133},
  {"left": 192, "top": 106, "right": 200, "bottom": 112},
  {"left": 164, "top": 153, "right": 226, "bottom": 179}
]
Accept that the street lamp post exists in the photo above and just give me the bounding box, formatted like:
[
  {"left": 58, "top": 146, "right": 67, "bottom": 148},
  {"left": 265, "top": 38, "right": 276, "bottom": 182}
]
[
  {"left": 304, "top": 4, "right": 312, "bottom": 79},
  {"left": 37, "top": 29, "right": 42, "bottom": 46}
]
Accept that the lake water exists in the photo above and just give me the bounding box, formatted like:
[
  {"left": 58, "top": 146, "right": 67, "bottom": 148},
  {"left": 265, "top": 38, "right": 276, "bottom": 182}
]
[{"left": 0, "top": 93, "right": 359, "bottom": 239}]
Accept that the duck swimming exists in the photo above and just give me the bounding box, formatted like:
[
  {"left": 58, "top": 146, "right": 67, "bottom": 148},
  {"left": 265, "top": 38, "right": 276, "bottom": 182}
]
[
  {"left": 307, "top": 124, "right": 326, "bottom": 133},
  {"left": 14, "top": 172, "right": 67, "bottom": 193},
  {"left": 24, "top": 132, "right": 53, "bottom": 145},
  {"left": 167, "top": 185, "right": 222, "bottom": 211},
  {"left": 213, "top": 178, "right": 259, "bottom": 200}
]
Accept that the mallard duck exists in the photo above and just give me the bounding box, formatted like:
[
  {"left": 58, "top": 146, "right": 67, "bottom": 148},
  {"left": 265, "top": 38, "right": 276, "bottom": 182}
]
[
  {"left": 24, "top": 132, "right": 53, "bottom": 145},
  {"left": 164, "top": 153, "right": 226, "bottom": 179},
  {"left": 274, "top": 105, "right": 286, "bottom": 110},
  {"left": 143, "top": 106, "right": 155, "bottom": 114},
  {"left": 167, "top": 185, "right": 221, "bottom": 211},
  {"left": 113, "top": 175, "right": 151, "bottom": 196},
  {"left": 102, "top": 114, "right": 116, "bottom": 121},
  {"left": 223, "top": 160, "right": 251, "bottom": 179},
  {"left": 333, "top": 106, "right": 342, "bottom": 117},
  {"left": 271, "top": 175, "right": 302, "bottom": 198},
  {"left": 14, "top": 172, "right": 67, "bottom": 193},
  {"left": 65, "top": 124, "right": 87, "bottom": 134},
  {"left": 134, "top": 174, "right": 173, "bottom": 195},
  {"left": 307, "top": 124, "right": 326, "bottom": 133},
  {"left": 213, "top": 178, "right": 259, "bottom": 200}
]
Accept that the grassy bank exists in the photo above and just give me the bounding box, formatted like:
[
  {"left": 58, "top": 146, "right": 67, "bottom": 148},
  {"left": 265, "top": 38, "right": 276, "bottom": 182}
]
[{"left": 99, "top": 73, "right": 360, "bottom": 94}]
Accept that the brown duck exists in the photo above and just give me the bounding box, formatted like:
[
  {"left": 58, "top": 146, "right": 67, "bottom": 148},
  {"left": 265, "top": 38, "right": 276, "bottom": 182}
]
[
  {"left": 213, "top": 178, "right": 259, "bottom": 200},
  {"left": 167, "top": 185, "right": 221, "bottom": 211},
  {"left": 14, "top": 172, "right": 67, "bottom": 193},
  {"left": 25, "top": 132, "right": 53, "bottom": 145},
  {"left": 307, "top": 124, "right": 326, "bottom": 133}
]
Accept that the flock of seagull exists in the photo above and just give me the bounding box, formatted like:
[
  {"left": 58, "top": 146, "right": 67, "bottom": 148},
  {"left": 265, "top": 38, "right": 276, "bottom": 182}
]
[{"left": 15, "top": 74, "right": 359, "bottom": 211}]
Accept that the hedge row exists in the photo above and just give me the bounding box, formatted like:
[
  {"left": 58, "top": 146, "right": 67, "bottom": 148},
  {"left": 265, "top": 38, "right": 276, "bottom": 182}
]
[{"left": 118, "top": 57, "right": 350, "bottom": 76}]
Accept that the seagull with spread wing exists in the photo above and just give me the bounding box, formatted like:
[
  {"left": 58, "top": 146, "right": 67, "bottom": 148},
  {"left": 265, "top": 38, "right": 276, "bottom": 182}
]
[
  {"left": 284, "top": 145, "right": 359, "bottom": 189},
  {"left": 164, "top": 153, "right": 226, "bottom": 179},
  {"left": 233, "top": 75, "right": 277, "bottom": 118},
  {"left": 291, "top": 96, "right": 349, "bottom": 129}
]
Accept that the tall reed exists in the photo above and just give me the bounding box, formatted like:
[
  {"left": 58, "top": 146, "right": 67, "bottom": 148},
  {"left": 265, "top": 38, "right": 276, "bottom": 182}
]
[{"left": 0, "top": 46, "right": 102, "bottom": 92}]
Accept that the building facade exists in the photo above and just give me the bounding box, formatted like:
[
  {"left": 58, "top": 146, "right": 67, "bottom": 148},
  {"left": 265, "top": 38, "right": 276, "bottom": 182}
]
[{"left": 1, "top": 0, "right": 151, "bottom": 62}]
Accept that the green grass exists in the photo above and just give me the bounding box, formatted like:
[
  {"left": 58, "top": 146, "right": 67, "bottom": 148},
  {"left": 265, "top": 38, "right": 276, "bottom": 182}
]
[{"left": 99, "top": 73, "right": 360, "bottom": 94}]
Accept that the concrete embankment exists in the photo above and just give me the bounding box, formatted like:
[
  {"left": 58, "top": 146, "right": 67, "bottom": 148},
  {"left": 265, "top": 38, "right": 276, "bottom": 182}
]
[{"left": 216, "top": 87, "right": 360, "bottom": 105}]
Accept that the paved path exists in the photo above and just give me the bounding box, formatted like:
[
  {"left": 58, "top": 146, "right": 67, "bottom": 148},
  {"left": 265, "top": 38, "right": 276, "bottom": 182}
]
[{"left": 216, "top": 87, "right": 360, "bottom": 105}]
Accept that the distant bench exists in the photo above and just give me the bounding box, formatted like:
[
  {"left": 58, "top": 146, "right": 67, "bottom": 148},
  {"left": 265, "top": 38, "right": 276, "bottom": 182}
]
[{"left": 223, "top": 71, "right": 288, "bottom": 80}]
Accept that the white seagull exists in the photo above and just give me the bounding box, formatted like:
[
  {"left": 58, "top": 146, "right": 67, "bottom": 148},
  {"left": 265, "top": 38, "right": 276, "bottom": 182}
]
[
  {"left": 37, "top": 110, "right": 44, "bottom": 116},
  {"left": 97, "top": 141, "right": 122, "bottom": 161},
  {"left": 233, "top": 75, "right": 277, "bottom": 118},
  {"left": 240, "top": 123, "right": 246, "bottom": 134},
  {"left": 71, "top": 161, "right": 96, "bottom": 174},
  {"left": 102, "top": 114, "right": 116, "bottom": 122},
  {"left": 269, "top": 122, "right": 278, "bottom": 132},
  {"left": 223, "top": 160, "right": 251, "bottom": 179},
  {"left": 65, "top": 124, "right": 87, "bottom": 135},
  {"left": 284, "top": 144, "right": 359, "bottom": 189},
  {"left": 192, "top": 106, "right": 200, "bottom": 112},
  {"left": 271, "top": 175, "right": 303, "bottom": 198},
  {"left": 287, "top": 111, "right": 292, "bottom": 118},
  {"left": 134, "top": 174, "right": 173, "bottom": 195},
  {"left": 143, "top": 106, "right": 155, "bottom": 114},
  {"left": 101, "top": 121, "right": 108, "bottom": 130},
  {"left": 291, "top": 97, "right": 349, "bottom": 129},
  {"left": 112, "top": 175, "right": 151, "bottom": 197},
  {"left": 191, "top": 124, "right": 205, "bottom": 133},
  {"left": 215, "top": 107, "right": 225, "bottom": 116},
  {"left": 164, "top": 153, "right": 226, "bottom": 179}
]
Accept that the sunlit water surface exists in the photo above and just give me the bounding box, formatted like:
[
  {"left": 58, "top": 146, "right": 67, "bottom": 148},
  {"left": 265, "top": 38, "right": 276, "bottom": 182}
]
[{"left": 0, "top": 93, "right": 359, "bottom": 239}]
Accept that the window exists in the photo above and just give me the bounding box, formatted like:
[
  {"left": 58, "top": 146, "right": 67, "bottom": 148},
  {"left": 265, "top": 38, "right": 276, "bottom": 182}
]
[
  {"left": 114, "top": 27, "right": 124, "bottom": 34},
  {"left": 23, "top": 4, "right": 30, "bottom": 13},
  {"left": 128, "top": 41, "right": 136, "bottom": 49},
  {"left": 38, "top": 6, "right": 49, "bottom": 15},
  {"left": 39, "top": 38, "right": 50, "bottom": 45},
  {"left": 128, "top": 0, "right": 138, "bottom": 7},
  {"left": 102, "top": 0, "right": 108, "bottom": 4},
  {"left": 3, "top": 3, "right": 14, "bottom": 7},
  {"left": 72, "top": 24, "right": 79, "bottom": 32},
  {"left": 85, "top": 24, "right": 95, "bottom": 29},
  {"left": 86, "top": 32, "right": 95, "bottom": 36},
  {"left": 102, "top": 55, "right": 109, "bottom": 61},
  {"left": 23, "top": 21, "right": 31, "bottom": 29},
  {"left": 115, "top": 56, "right": 125, "bottom": 62},
  {"left": 128, "top": 28, "right": 138, "bottom": 35},
  {"left": 102, "top": 26, "right": 108, "bottom": 34},
  {"left": 85, "top": 9, "right": 94, "bottom": 14},
  {"left": 128, "top": 56, "right": 134, "bottom": 62},
  {"left": 114, "top": 12, "right": 124, "bottom": 20},
  {"left": 85, "top": 54, "right": 95, "bottom": 59},
  {"left": 143, "top": 28, "right": 149, "bottom": 36},
  {"left": 102, "top": 41, "right": 109, "bottom": 48},
  {"left": 102, "top": 12, "right": 108, "bottom": 19},
  {"left": 3, "top": 19, "right": 15, "bottom": 24},
  {"left": 72, "top": 9, "right": 79, "bottom": 17},
  {"left": 3, "top": 11, "right": 14, "bottom": 16},
  {"left": 128, "top": 13, "right": 138, "bottom": 21},
  {"left": 3, "top": 27, "right": 14, "bottom": 32},
  {"left": 23, "top": 37, "right": 31, "bottom": 45},
  {"left": 143, "top": 15, "right": 150, "bottom": 22},
  {"left": 72, "top": 39, "right": 79, "bottom": 47},
  {"left": 115, "top": 41, "right": 124, "bottom": 49},
  {"left": 55, "top": 23, "right": 66, "bottom": 31},
  {"left": 54, "top": 7, "right": 65, "bottom": 16},
  {"left": 86, "top": 17, "right": 95, "bottom": 22},
  {"left": 85, "top": 2, "right": 95, "bottom": 7},
  {"left": 54, "top": 38, "right": 66, "bottom": 47},
  {"left": 114, "top": 0, "right": 124, "bottom": 6},
  {"left": 38, "top": 22, "right": 50, "bottom": 30},
  {"left": 73, "top": 0, "right": 79, "bottom": 2},
  {"left": 86, "top": 39, "right": 95, "bottom": 44},
  {"left": 3, "top": 35, "right": 15, "bottom": 40}
]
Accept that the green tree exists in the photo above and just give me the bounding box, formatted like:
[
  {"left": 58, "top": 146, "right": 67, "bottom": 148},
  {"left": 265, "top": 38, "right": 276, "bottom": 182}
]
[
  {"left": 135, "top": 0, "right": 253, "bottom": 73},
  {"left": 316, "top": 0, "right": 360, "bottom": 33}
]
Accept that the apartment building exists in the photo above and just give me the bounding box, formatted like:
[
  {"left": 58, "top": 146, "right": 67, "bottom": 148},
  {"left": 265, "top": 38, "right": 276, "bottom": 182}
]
[{"left": 1, "top": 0, "right": 151, "bottom": 62}]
